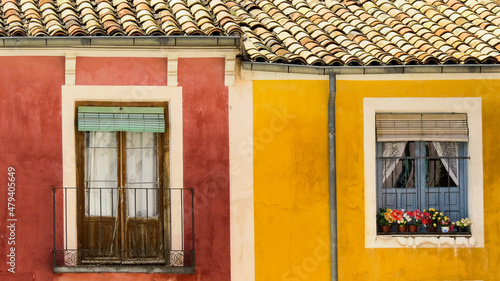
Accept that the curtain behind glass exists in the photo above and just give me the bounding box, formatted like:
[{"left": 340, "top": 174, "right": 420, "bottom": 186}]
[
  {"left": 85, "top": 131, "right": 118, "bottom": 216},
  {"left": 382, "top": 142, "right": 407, "bottom": 182},
  {"left": 126, "top": 132, "right": 158, "bottom": 217},
  {"left": 431, "top": 141, "right": 459, "bottom": 186}
]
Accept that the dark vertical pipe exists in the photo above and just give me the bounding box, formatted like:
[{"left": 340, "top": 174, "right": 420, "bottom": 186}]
[{"left": 328, "top": 74, "right": 338, "bottom": 281}]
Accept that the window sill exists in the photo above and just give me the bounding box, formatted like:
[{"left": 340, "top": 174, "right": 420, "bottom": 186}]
[
  {"left": 369, "top": 233, "right": 477, "bottom": 248},
  {"left": 377, "top": 232, "right": 471, "bottom": 236},
  {"left": 53, "top": 265, "right": 195, "bottom": 274}
]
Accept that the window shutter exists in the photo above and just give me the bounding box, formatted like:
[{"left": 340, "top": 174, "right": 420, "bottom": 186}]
[
  {"left": 78, "top": 106, "right": 165, "bottom": 133},
  {"left": 375, "top": 113, "right": 468, "bottom": 142}
]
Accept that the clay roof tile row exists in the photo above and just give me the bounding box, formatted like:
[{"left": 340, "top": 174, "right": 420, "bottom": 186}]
[
  {"left": 0, "top": 0, "right": 240, "bottom": 37},
  {"left": 0, "top": 0, "right": 499, "bottom": 66}
]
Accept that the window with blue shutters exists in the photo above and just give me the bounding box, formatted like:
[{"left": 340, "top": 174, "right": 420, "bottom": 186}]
[{"left": 375, "top": 113, "right": 469, "bottom": 227}]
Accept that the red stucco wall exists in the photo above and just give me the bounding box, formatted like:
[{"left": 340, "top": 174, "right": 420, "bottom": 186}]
[
  {"left": 178, "top": 57, "right": 231, "bottom": 281},
  {"left": 76, "top": 57, "right": 168, "bottom": 86},
  {"left": 0, "top": 57, "right": 65, "bottom": 281},
  {"left": 0, "top": 56, "right": 229, "bottom": 281}
]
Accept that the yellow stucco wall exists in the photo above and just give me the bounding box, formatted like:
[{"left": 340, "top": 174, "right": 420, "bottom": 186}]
[
  {"left": 336, "top": 78, "right": 500, "bottom": 281},
  {"left": 253, "top": 80, "right": 331, "bottom": 281}
]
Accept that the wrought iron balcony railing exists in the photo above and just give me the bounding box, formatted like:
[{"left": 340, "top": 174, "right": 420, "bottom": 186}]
[{"left": 52, "top": 187, "right": 195, "bottom": 273}]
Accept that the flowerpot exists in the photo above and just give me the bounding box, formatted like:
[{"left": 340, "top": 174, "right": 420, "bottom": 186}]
[
  {"left": 381, "top": 225, "right": 391, "bottom": 233},
  {"left": 459, "top": 226, "right": 470, "bottom": 233},
  {"left": 408, "top": 225, "right": 417, "bottom": 233},
  {"left": 428, "top": 225, "right": 437, "bottom": 232},
  {"left": 397, "top": 225, "right": 407, "bottom": 233},
  {"left": 441, "top": 226, "right": 450, "bottom": 233}
]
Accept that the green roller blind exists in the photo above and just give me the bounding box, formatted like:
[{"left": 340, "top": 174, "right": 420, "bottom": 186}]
[{"left": 78, "top": 106, "right": 165, "bottom": 132}]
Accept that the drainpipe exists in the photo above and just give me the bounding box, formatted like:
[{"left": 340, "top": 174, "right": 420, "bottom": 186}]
[{"left": 328, "top": 74, "right": 338, "bottom": 281}]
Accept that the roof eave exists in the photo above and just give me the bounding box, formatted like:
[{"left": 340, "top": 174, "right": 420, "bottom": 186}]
[
  {"left": 242, "top": 61, "right": 500, "bottom": 75},
  {"left": 0, "top": 36, "right": 241, "bottom": 48}
]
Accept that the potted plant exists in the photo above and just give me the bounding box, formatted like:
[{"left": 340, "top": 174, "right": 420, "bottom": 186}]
[
  {"left": 406, "top": 209, "right": 423, "bottom": 233},
  {"left": 424, "top": 208, "right": 440, "bottom": 232},
  {"left": 420, "top": 210, "right": 431, "bottom": 229},
  {"left": 390, "top": 209, "right": 409, "bottom": 232},
  {"left": 439, "top": 216, "right": 453, "bottom": 233},
  {"left": 454, "top": 218, "right": 471, "bottom": 233},
  {"left": 377, "top": 208, "right": 393, "bottom": 233}
]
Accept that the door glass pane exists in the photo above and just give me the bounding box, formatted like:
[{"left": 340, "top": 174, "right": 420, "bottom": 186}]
[
  {"left": 85, "top": 131, "right": 118, "bottom": 216},
  {"left": 426, "top": 141, "right": 459, "bottom": 187},
  {"left": 381, "top": 141, "right": 416, "bottom": 188},
  {"left": 126, "top": 132, "right": 158, "bottom": 217}
]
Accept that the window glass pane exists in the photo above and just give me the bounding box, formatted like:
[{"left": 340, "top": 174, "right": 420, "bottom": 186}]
[
  {"left": 381, "top": 141, "right": 416, "bottom": 188},
  {"left": 425, "top": 141, "right": 458, "bottom": 187},
  {"left": 126, "top": 132, "right": 158, "bottom": 217},
  {"left": 85, "top": 131, "right": 118, "bottom": 216}
]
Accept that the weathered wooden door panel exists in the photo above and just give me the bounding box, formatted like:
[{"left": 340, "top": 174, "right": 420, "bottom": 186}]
[
  {"left": 126, "top": 218, "right": 162, "bottom": 259},
  {"left": 82, "top": 217, "right": 120, "bottom": 259}
]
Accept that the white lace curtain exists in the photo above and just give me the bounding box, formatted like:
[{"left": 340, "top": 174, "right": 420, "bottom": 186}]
[
  {"left": 126, "top": 132, "right": 158, "bottom": 217},
  {"left": 85, "top": 131, "right": 118, "bottom": 216},
  {"left": 382, "top": 141, "right": 459, "bottom": 186},
  {"left": 85, "top": 131, "right": 158, "bottom": 217}
]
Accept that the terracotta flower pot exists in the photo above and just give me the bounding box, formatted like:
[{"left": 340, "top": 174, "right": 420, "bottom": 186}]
[
  {"left": 381, "top": 225, "right": 391, "bottom": 233},
  {"left": 428, "top": 225, "right": 437, "bottom": 232},
  {"left": 408, "top": 225, "right": 417, "bottom": 233},
  {"left": 397, "top": 225, "right": 407, "bottom": 233}
]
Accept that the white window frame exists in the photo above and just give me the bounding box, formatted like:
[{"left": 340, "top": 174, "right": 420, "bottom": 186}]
[{"left": 364, "top": 97, "right": 484, "bottom": 248}]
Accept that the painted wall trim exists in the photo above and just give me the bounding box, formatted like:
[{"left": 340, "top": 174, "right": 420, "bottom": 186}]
[
  {"left": 61, "top": 85, "right": 185, "bottom": 254},
  {"left": 243, "top": 61, "right": 500, "bottom": 75},
  {"left": 229, "top": 77, "right": 255, "bottom": 281},
  {"left": 168, "top": 55, "right": 178, "bottom": 87},
  {"left": 225, "top": 54, "right": 236, "bottom": 86},
  {"left": 65, "top": 53, "right": 76, "bottom": 85}
]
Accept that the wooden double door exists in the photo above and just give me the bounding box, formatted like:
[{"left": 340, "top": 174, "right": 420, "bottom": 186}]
[{"left": 77, "top": 131, "right": 168, "bottom": 264}]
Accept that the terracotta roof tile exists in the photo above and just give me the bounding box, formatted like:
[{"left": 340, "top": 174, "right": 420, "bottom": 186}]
[{"left": 0, "top": 0, "right": 498, "bottom": 65}]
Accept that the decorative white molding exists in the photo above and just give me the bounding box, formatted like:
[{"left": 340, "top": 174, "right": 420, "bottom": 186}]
[
  {"left": 229, "top": 78, "right": 255, "bottom": 281},
  {"left": 225, "top": 54, "right": 236, "bottom": 86},
  {"left": 65, "top": 53, "right": 76, "bottom": 85},
  {"left": 61, "top": 85, "right": 184, "bottom": 253},
  {"left": 167, "top": 55, "right": 178, "bottom": 87}
]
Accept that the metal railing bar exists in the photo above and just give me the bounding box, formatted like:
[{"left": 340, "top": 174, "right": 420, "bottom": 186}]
[
  {"left": 376, "top": 156, "right": 470, "bottom": 159},
  {"left": 52, "top": 187, "right": 56, "bottom": 268},
  {"left": 52, "top": 187, "right": 192, "bottom": 190},
  {"left": 146, "top": 188, "right": 149, "bottom": 254},
  {"left": 65, "top": 189, "right": 68, "bottom": 250}
]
